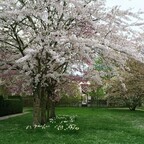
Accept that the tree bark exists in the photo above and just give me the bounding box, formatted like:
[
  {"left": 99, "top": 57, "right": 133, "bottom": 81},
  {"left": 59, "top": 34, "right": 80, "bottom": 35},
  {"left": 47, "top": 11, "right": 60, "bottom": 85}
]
[
  {"left": 129, "top": 105, "right": 136, "bottom": 111},
  {"left": 46, "top": 95, "right": 50, "bottom": 122},
  {"left": 32, "top": 83, "right": 42, "bottom": 125},
  {"left": 33, "top": 94, "right": 40, "bottom": 125},
  {"left": 40, "top": 87, "right": 47, "bottom": 125},
  {"left": 49, "top": 99, "right": 56, "bottom": 118}
]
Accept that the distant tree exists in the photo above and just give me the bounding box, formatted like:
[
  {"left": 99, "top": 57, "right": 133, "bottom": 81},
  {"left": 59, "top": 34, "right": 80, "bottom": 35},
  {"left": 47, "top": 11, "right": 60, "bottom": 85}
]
[
  {"left": 88, "top": 82, "right": 105, "bottom": 106},
  {"left": 106, "top": 59, "right": 144, "bottom": 110},
  {"left": 57, "top": 80, "right": 81, "bottom": 106}
]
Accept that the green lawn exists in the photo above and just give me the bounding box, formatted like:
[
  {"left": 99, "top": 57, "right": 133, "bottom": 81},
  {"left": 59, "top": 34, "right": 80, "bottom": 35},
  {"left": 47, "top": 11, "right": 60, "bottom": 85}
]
[{"left": 0, "top": 107, "right": 144, "bottom": 144}]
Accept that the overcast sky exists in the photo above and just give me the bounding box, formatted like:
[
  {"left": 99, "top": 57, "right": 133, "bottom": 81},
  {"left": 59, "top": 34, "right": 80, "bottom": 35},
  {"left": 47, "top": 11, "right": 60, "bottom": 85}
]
[{"left": 106, "top": 0, "right": 144, "bottom": 12}]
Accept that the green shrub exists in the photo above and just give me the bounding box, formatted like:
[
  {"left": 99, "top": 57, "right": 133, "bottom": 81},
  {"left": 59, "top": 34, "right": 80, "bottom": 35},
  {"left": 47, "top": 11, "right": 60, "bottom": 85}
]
[
  {"left": 0, "top": 95, "right": 3, "bottom": 102},
  {"left": 58, "top": 95, "right": 80, "bottom": 107},
  {"left": 106, "top": 95, "right": 126, "bottom": 107},
  {"left": 8, "top": 95, "right": 22, "bottom": 100},
  {"left": 0, "top": 95, "right": 4, "bottom": 112},
  {"left": 0, "top": 97, "right": 23, "bottom": 116},
  {"left": 22, "top": 96, "right": 33, "bottom": 107}
]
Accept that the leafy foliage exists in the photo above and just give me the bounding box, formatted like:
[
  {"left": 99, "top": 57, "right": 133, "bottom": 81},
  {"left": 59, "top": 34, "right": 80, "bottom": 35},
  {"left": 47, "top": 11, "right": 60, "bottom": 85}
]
[{"left": 106, "top": 59, "right": 144, "bottom": 110}]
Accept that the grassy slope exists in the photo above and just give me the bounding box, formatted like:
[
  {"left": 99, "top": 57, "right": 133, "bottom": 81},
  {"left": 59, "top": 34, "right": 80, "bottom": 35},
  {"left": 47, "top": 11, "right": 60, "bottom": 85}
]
[{"left": 0, "top": 107, "right": 144, "bottom": 144}]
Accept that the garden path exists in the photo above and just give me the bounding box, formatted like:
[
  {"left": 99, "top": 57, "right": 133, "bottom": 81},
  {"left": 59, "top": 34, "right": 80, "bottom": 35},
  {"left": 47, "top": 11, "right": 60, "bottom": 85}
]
[{"left": 0, "top": 112, "right": 29, "bottom": 121}]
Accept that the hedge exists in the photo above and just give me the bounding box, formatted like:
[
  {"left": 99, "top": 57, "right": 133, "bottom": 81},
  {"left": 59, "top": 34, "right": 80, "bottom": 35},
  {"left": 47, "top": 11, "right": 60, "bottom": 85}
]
[
  {"left": 57, "top": 95, "right": 80, "bottom": 107},
  {"left": 0, "top": 95, "right": 3, "bottom": 102},
  {"left": 0, "top": 96, "right": 4, "bottom": 111},
  {"left": 22, "top": 96, "right": 33, "bottom": 107},
  {"left": 0, "top": 96, "right": 23, "bottom": 117},
  {"left": 8, "top": 95, "right": 22, "bottom": 100}
]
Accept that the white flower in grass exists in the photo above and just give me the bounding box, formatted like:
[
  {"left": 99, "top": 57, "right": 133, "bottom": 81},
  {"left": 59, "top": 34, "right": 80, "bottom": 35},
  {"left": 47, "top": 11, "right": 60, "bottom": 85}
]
[
  {"left": 46, "top": 125, "right": 50, "bottom": 128},
  {"left": 34, "top": 125, "right": 36, "bottom": 128},
  {"left": 68, "top": 124, "right": 73, "bottom": 129},
  {"left": 26, "top": 125, "right": 32, "bottom": 130},
  {"left": 37, "top": 125, "right": 41, "bottom": 128},
  {"left": 42, "top": 126, "right": 46, "bottom": 129},
  {"left": 75, "top": 127, "right": 79, "bottom": 130}
]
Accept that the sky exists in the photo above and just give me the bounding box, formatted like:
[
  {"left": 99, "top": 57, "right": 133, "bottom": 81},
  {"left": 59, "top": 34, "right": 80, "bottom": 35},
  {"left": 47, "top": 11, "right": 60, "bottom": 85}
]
[{"left": 106, "top": 0, "right": 144, "bottom": 12}]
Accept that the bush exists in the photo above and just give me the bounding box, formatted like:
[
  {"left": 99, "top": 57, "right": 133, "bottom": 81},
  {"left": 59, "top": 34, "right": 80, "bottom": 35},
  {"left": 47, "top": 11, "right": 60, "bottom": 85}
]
[
  {"left": 0, "top": 95, "right": 3, "bottom": 102},
  {"left": 124, "top": 95, "right": 142, "bottom": 111},
  {"left": 23, "top": 96, "right": 33, "bottom": 107},
  {"left": 58, "top": 95, "right": 80, "bottom": 107},
  {"left": 0, "top": 95, "right": 4, "bottom": 112},
  {"left": 106, "top": 95, "right": 126, "bottom": 107},
  {"left": 8, "top": 95, "right": 22, "bottom": 100},
  {"left": 0, "top": 96, "right": 23, "bottom": 116}
]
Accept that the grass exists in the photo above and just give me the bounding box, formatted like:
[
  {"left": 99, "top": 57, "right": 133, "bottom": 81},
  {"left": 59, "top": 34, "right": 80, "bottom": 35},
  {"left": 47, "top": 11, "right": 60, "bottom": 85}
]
[{"left": 1, "top": 107, "right": 144, "bottom": 144}]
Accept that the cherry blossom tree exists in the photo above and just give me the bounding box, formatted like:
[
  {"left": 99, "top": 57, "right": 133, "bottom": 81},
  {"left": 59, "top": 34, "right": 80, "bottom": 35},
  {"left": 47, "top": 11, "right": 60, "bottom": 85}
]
[
  {"left": 106, "top": 58, "right": 144, "bottom": 110},
  {"left": 0, "top": 0, "right": 144, "bottom": 125}
]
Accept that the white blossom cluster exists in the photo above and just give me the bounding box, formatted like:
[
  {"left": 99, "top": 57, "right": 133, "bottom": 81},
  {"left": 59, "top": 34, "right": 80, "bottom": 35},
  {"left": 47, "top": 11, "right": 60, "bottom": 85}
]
[
  {"left": 26, "top": 124, "right": 49, "bottom": 130},
  {"left": 50, "top": 115, "right": 79, "bottom": 132},
  {"left": 0, "top": 0, "right": 144, "bottom": 88},
  {"left": 26, "top": 115, "right": 79, "bottom": 132}
]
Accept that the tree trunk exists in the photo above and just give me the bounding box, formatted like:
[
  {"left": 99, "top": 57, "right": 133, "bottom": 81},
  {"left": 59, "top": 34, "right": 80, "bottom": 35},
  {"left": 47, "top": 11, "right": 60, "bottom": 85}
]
[
  {"left": 40, "top": 87, "right": 47, "bottom": 125},
  {"left": 32, "top": 83, "right": 42, "bottom": 125},
  {"left": 49, "top": 99, "right": 56, "bottom": 118},
  {"left": 33, "top": 95, "right": 40, "bottom": 125},
  {"left": 46, "top": 95, "right": 50, "bottom": 122},
  {"left": 129, "top": 105, "right": 136, "bottom": 111}
]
